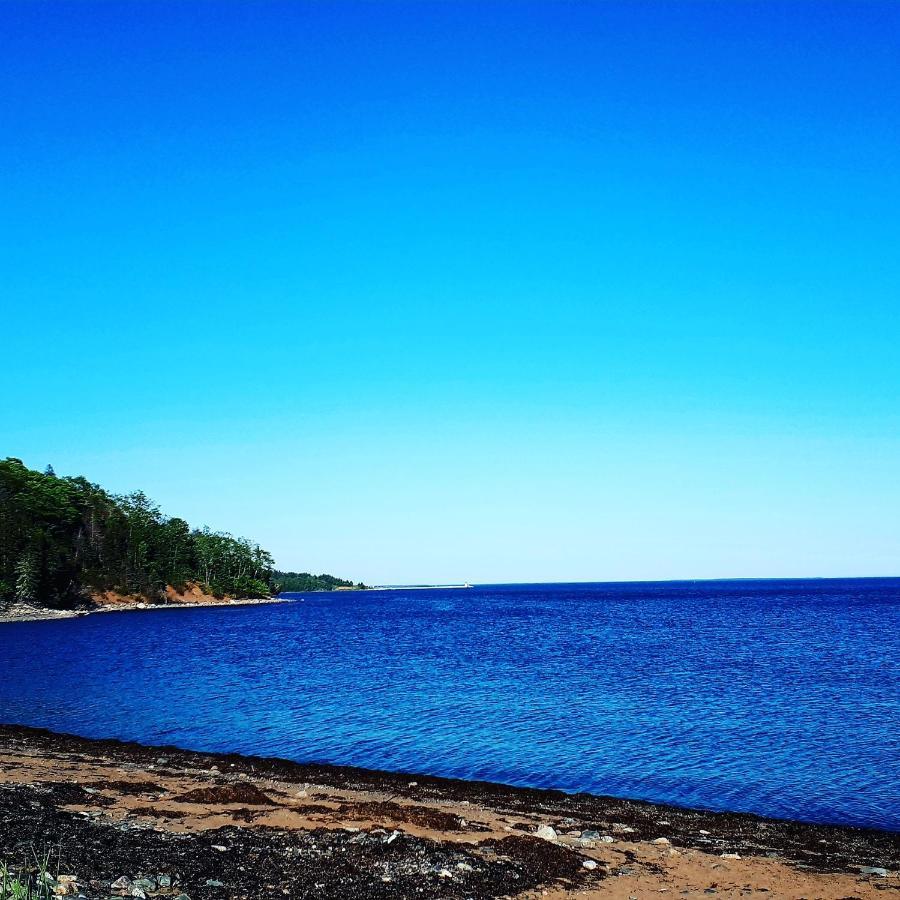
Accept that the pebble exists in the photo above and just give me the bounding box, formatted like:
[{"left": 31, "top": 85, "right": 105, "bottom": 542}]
[
  {"left": 156, "top": 876, "right": 171, "bottom": 889},
  {"left": 652, "top": 837, "right": 671, "bottom": 846},
  {"left": 110, "top": 877, "right": 131, "bottom": 893},
  {"left": 536, "top": 825, "right": 558, "bottom": 842},
  {"left": 204, "top": 879, "right": 224, "bottom": 888},
  {"left": 438, "top": 869, "right": 453, "bottom": 878},
  {"left": 721, "top": 853, "right": 740, "bottom": 859},
  {"left": 581, "top": 830, "right": 601, "bottom": 840},
  {"left": 860, "top": 866, "right": 889, "bottom": 877},
  {"left": 582, "top": 860, "right": 598, "bottom": 870},
  {"left": 211, "top": 845, "right": 228, "bottom": 852}
]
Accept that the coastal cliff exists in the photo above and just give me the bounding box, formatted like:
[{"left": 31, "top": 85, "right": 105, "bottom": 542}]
[{"left": 0, "top": 458, "right": 363, "bottom": 618}]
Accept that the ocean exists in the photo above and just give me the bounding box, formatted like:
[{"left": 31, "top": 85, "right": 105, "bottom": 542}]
[{"left": 2, "top": 579, "right": 898, "bottom": 830}]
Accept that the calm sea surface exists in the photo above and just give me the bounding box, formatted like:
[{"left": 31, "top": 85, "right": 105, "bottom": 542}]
[{"left": 2, "top": 579, "right": 899, "bottom": 831}]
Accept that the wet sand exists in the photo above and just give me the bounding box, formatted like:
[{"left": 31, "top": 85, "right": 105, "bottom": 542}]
[{"left": 0, "top": 725, "right": 896, "bottom": 898}]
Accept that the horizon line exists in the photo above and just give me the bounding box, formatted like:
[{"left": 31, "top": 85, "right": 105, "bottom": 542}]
[{"left": 362, "top": 574, "right": 900, "bottom": 589}]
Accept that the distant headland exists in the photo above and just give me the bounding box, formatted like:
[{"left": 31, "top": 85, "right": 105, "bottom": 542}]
[{"left": 0, "top": 457, "right": 366, "bottom": 622}]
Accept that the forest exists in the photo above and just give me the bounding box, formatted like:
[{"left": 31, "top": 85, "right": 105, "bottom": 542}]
[
  {"left": 0, "top": 458, "right": 361, "bottom": 608},
  {"left": 272, "top": 571, "right": 366, "bottom": 592}
]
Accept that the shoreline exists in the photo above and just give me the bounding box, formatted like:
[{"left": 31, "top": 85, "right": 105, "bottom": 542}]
[
  {"left": 0, "top": 725, "right": 895, "bottom": 899},
  {"left": 0, "top": 596, "right": 292, "bottom": 625}
]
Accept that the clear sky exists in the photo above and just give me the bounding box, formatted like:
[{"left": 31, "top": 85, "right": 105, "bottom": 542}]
[{"left": 2, "top": 2, "right": 899, "bottom": 584}]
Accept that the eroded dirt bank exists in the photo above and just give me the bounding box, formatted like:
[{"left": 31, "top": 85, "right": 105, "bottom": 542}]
[{"left": 0, "top": 726, "right": 896, "bottom": 899}]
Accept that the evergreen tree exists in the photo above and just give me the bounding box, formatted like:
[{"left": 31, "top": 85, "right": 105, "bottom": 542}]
[{"left": 0, "top": 458, "right": 360, "bottom": 609}]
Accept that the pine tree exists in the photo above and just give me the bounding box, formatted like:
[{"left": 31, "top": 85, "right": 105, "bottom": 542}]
[{"left": 14, "top": 549, "right": 40, "bottom": 604}]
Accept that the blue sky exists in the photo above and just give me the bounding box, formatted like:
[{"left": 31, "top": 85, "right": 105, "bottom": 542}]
[{"left": 2, "top": 2, "right": 899, "bottom": 583}]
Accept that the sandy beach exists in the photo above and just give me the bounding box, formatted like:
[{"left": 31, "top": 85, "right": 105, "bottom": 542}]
[{"left": 0, "top": 725, "right": 895, "bottom": 899}]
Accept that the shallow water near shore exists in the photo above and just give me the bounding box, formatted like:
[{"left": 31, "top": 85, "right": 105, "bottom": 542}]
[{"left": 2, "top": 579, "right": 899, "bottom": 831}]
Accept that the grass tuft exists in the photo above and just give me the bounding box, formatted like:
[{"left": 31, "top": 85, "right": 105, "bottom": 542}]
[{"left": 0, "top": 849, "right": 57, "bottom": 900}]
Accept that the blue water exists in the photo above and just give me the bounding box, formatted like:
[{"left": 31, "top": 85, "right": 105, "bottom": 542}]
[{"left": 2, "top": 579, "right": 899, "bottom": 831}]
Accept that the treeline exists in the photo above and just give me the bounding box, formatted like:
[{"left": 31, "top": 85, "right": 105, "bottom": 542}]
[
  {"left": 273, "top": 571, "right": 367, "bottom": 593},
  {"left": 0, "top": 458, "right": 280, "bottom": 607}
]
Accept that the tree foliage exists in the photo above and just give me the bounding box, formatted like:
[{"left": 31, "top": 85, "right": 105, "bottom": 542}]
[
  {"left": 272, "top": 571, "right": 367, "bottom": 592},
  {"left": 0, "top": 458, "right": 274, "bottom": 606}
]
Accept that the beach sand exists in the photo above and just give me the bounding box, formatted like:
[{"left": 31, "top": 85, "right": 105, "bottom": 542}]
[{"left": 0, "top": 725, "right": 895, "bottom": 898}]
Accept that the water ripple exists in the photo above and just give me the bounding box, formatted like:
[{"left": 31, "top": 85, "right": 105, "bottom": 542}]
[{"left": 1, "top": 578, "right": 899, "bottom": 830}]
